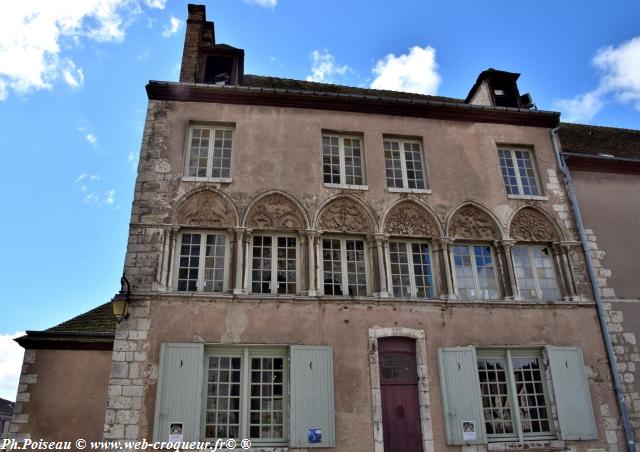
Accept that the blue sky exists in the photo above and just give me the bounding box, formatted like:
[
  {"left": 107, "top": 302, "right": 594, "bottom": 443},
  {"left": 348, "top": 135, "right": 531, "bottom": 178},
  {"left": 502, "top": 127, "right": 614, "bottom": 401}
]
[{"left": 0, "top": 0, "right": 639, "bottom": 400}]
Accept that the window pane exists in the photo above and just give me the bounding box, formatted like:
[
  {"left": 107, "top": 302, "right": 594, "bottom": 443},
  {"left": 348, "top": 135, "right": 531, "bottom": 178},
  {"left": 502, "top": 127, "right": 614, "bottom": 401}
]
[
  {"left": 203, "top": 234, "right": 226, "bottom": 293},
  {"left": 389, "top": 241, "right": 411, "bottom": 297},
  {"left": 322, "top": 239, "right": 343, "bottom": 295},
  {"left": 513, "top": 246, "right": 538, "bottom": 299},
  {"left": 205, "top": 354, "right": 242, "bottom": 440},
  {"left": 532, "top": 246, "right": 560, "bottom": 300},
  {"left": 249, "top": 357, "right": 286, "bottom": 440},
  {"left": 512, "top": 356, "right": 551, "bottom": 434},
  {"left": 384, "top": 140, "right": 403, "bottom": 188},
  {"left": 513, "top": 245, "right": 559, "bottom": 300},
  {"left": 403, "top": 142, "right": 426, "bottom": 189},
  {"left": 514, "top": 151, "right": 540, "bottom": 196},
  {"left": 177, "top": 233, "right": 201, "bottom": 292},
  {"left": 211, "top": 129, "right": 233, "bottom": 178},
  {"left": 345, "top": 239, "right": 367, "bottom": 296},
  {"left": 498, "top": 150, "right": 520, "bottom": 195},
  {"left": 343, "top": 138, "right": 364, "bottom": 185},
  {"left": 473, "top": 245, "right": 499, "bottom": 300},
  {"left": 322, "top": 136, "right": 341, "bottom": 184},
  {"left": 453, "top": 245, "right": 476, "bottom": 298},
  {"left": 477, "top": 357, "right": 514, "bottom": 436},
  {"left": 411, "top": 243, "right": 435, "bottom": 298},
  {"left": 276, "top": 237, "right": 297, "bottom": 294},
  {"left": 188, "top": 128, "right": 210, "bottom": 177},
  {"left": 252, "top": 236, "right": 272, "bottom": 294}
]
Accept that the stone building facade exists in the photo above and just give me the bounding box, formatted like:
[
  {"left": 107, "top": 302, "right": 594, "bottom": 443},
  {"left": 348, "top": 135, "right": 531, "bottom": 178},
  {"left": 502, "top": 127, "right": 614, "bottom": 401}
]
[{"left": 9, "top": 4, "right": 637, "bottom": 452}]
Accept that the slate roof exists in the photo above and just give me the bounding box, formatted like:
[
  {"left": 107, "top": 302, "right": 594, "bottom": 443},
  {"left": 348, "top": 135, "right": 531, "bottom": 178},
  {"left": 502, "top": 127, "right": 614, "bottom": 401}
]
[
  {"left": 243, "top": 74, "right": 464, "bottom": 104},
  {"left": 15, "top": 302, "right": 115, "bottom": 349},
  {"left": 559, "top": 122, "right": 640, "bottom": 161},
  {"left": 0, "top": 398, "right": 14, "bottom": 416}
]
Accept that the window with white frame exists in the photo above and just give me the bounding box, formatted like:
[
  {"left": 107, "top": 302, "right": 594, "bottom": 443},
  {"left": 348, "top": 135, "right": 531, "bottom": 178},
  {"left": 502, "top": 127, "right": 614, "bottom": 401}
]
[
  {"left": 498, "top": 148, "right": 541, "bottom": 196},
  {"left": 477, "top": 349, "right": 553, "bottom": 441},
  {"left": 452, "top": 244, "right": 499, "bottom": 299},
  {"left": 186, "top": 125, "right": 234, "bottom": 179},
  {"left": 388, "top": 241, "right": 436, "bottom": 298},
  {"left": 322, "top": 237, "right": 368, "bottom": 296},
  {"left": 322, "top": 134, "right": 366, "bottom": 187},
  {"left": 251, "top": 236, "right": 298, "bottom": 295},
  {"left": 204, "top": 346, "right": 288, "bottom": 445},
  {"left": 512, "top": 245, "right": 560, "bottom": 300},
  {"left": 175, "top": 232, "right": 228, "bottom": 292},
  {"left": 384, "top": 139, "right": 427, "bottom": 190}
]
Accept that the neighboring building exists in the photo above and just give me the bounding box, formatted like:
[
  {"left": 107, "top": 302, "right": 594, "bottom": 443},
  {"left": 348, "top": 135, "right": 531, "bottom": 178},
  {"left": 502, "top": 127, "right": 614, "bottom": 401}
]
[
  {"left": 9, "top": 4, "right": 636, "bottom": 451},
  {"left": 0, "top": 398, "right": 15, "bottom": 439},
  {"left": 559, "top": 123, "right": 640, "bottom": 445}
]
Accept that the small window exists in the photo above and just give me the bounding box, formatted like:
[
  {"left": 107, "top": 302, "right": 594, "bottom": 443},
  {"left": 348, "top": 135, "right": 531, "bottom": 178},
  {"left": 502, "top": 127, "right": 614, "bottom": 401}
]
[
  {"left": 388, "top": 241, "right": 435, "bottom": 298},
  {"left": 477, "top": 349, "right": 553, "bottom": 441},
  {"left": 322, "top": 134, "right": 366, "bottom": 187},
  {"left": 322, "top": 237, "right": 368, "bottom": 296},
  {"left": 452, "top": 245, "right": 499, "bottom": 299},
  {"left": 204, "top": 346, "right": 288, "bottom": 445},
  {"left": 512, "top": 245, "right": 560, "bottom": 300},
  {"left": 384, "top": 139, "right": 427, "bottom": 190},
  {"left": 186, "top": 125, "right": 234, "bottom": 179},
  {"left": 498, "top": 149, "right": 540, "bottom": 196},
  {"left": 175, "top": 232, "right": 227, "bottom": 293},
  {"left": 251, "top": 235, "right": 298, "bottom": 295}
]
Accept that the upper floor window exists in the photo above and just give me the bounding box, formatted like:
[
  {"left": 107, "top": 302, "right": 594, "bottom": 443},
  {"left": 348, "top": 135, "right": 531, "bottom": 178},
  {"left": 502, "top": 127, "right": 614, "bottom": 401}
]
[
  {"left": 498, "top": 148, "right": 540, "bottom": 196},
  {"left": 175, "top": 232, "right": 228, "bottom": 293},
  {"left": 186, "top": 125, "right": 233, "bottom": 180},
  {"left": 452, "top": 244, "right": 499, "bottom": 300},
  {"left": 384, "top": 139, "right": 427, "bottom": 190},
  {"left": 322, "top": 237, "right": 368, "bottom": 296},
  {"left": 251, "top": 235, "right": 298, "bottom": 295},
  {"left": 322, "top": 134, "right": 366, "bottom": 187},
  {"left": 388, "top": 240, "right": 435, "bottom": 298},
  {"left": 512, "top": 245, "right": 559, "bottom": 300}
]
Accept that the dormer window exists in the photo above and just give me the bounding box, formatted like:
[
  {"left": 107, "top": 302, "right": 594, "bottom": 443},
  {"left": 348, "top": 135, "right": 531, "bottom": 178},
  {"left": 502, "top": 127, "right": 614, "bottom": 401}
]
[{"left": 204, "top": 56, "right": 234, "bottom": 85}]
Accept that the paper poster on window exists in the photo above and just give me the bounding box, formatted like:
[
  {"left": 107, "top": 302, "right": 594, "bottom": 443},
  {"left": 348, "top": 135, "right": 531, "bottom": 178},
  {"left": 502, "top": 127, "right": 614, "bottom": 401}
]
[
  {"left": 169, "top": 422, "right": 183, "bottom": 442},
  {"left": 462, "top": 421, "right": 476, "bottom": 441},
  {"left": 308, "top": 428, "right": 322, "bottom": 443}
]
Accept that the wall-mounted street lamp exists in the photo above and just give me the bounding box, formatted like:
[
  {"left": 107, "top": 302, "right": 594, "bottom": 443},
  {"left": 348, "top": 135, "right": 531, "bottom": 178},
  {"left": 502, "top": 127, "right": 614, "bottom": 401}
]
[{"left": 111, "top": 274, "right": 131, "bottom": 323}]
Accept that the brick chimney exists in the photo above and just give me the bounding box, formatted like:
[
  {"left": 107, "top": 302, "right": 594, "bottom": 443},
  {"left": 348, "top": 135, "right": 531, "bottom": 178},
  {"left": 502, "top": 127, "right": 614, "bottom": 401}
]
[{"left": 178, "top": 4, "right": 245, "bottom": 85}]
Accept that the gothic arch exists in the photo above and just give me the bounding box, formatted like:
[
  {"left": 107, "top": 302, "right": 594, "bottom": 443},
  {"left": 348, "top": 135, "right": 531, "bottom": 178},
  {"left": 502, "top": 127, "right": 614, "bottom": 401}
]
[
  {"left": 446, "top": 201, "right": 504, "bottom": 241},
  {"left": 172, "top": 187, "right": 238, "bottom": 228},
  {"left": 508, "top": 205, "right": 563, "bottom": 242},
  {"left": 315, "top": 194, "right": 377, "bottom": 233},
  {"left": 242, "top": 190, "right": 309, "bottom": 230},
  {"left": 382, "top": 199, "right": 442, "bottom": 237}
]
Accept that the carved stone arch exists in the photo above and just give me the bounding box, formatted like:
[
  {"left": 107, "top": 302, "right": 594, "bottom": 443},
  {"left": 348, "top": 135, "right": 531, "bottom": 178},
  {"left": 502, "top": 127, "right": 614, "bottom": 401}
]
[
  {"left": 447, "top": 202, "right": 502, "bottom": 240},
  {"left": 509, "top": 206, "right": 561, "bottom": 242},
  {"left": 174, "top": 188, "right": 237, "bottom": 228},
  {"left": 244, "top": 191, "right": 308, "bottom": 230},
  {"left": 383, "top": 200, "right": 441, "bottom": 237},
  {"left": 316, "top": 195, "right": 376, "bottom": 233}
]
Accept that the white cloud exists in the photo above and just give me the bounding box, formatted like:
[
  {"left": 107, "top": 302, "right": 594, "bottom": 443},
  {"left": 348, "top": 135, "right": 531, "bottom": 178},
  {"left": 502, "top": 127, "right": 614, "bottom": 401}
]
[
  {"left": 0, "top": 0, "right": 166, "bottom": 101},
  {"left": 105, "top": 189, "right": 116, "bottom": 205},
  {"left": 75, "top": 173, "right": 102, "bottom": 183},
  {"left": 553, "top": 35, "right": 640, "bottom": 121},
  {"left": 0, "top": 332, "right": 25, "bottom": 401},
  {"left": 161, "top": 16, "right": 182, "bottom": 38},
  {"left": 244, "top": 0, "right": 277, "bottom": 8},
  {"left": 370, "top": 45, "right": 441, "bottom": 95},
  {"left": 84, "top": 192, "right": 99, "bottom": 205},
  {"left": 85, "top": 133, "right": 98, "bottom": 145},
  {"left": 306, "top": 49, "right": 351, "bottom": 83}
]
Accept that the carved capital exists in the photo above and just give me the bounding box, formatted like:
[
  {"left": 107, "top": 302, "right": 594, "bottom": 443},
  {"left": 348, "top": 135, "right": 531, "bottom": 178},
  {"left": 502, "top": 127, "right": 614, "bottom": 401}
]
[
  {"left": 384, "top": 202, "right": 437, "bottom": 237},
  {"left": 510, "top": 208, "right": 559, "bottom": 242},
  {"left": 449, "top": 206, "right": 500, "bottom": 240}
]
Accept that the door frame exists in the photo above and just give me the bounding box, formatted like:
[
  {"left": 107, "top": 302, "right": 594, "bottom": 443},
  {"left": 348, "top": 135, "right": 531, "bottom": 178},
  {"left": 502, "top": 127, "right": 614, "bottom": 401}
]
[{"left": 368, "top": 327, "right": 434, "bottom": 452}]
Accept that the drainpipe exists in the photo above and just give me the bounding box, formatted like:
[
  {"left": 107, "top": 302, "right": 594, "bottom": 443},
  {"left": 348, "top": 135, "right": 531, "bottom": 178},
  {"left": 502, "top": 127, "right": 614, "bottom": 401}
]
[{"left": 550, "top": 126, "right": 635, "bottom": 451}]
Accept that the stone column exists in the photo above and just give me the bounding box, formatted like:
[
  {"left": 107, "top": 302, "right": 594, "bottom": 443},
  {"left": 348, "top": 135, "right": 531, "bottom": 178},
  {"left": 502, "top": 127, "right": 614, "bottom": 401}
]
[
  {"left": 164, "top": 227, "right": 179, "bottom": 292},
  {"left": 374, "top": 233, "right": 390, "bottom": 297},
  {"left": 298, "top": 230, "right": 308, "bottom": 295},
  {"left": 306, "top": 230, "right": 318, "bottom": 296},
  {"left": 560, "top": 242, "right": 577, "bottom": 300},
  {"left": 501, "top": 240, "right": 521, "bottom": 301},
  {"left": 242, "top": 229, "right": 253, "bottom": 294},
  {"left": 551, "top": 242, "right": 571, "bottom": 301},
  {"left": 494, "top": 240, "right": 512, "bottom": 300},
  {"left": 233, "top": 227, "right": 246, "bottom": 295},
  {"left": 315, "top": 232, "right": 324, "bottom": 295},
  {"left": 431, "top": 239, "right": 447, "bottom": 300},
  {"left": 437, "top": 238, "right": 457, "bottom": 300}
]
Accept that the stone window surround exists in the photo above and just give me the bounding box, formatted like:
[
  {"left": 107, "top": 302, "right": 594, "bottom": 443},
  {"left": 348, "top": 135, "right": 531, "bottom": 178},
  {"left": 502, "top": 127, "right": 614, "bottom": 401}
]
[{"left": 368, "top": 327, "right": 434, "bottom": 452}]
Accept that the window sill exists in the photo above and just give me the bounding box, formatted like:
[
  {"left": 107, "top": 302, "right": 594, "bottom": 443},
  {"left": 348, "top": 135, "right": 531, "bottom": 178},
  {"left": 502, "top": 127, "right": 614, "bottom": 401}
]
[
  {"left": 387, "top": 187, "right": 431, "bottom": 194},
  {"left": 182, "top": 176, "right": 233, "bottom": 183},
  {"left": 324, "top": 183, "right": 368, "bottom": 191},
  {"left": 507, "top": 194, "right": 548, "bottom": 201},
  {"left": 487, "top": 439, "right": 563, "bottom": 451}
]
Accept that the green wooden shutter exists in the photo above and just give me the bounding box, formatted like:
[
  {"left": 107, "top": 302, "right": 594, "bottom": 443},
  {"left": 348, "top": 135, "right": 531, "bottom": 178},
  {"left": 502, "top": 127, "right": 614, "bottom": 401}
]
[
  {"left": 438, "top": 346, "right": 486, "bottom": 445},
  {"left": 546, "top": 346, "right": 597, "bottom": 440},
  {"left": 153, "top": 343, "right": 204, "bottom": 442},
  {"left": 290, "top": 346, "right": 335, "bottom": 448}
]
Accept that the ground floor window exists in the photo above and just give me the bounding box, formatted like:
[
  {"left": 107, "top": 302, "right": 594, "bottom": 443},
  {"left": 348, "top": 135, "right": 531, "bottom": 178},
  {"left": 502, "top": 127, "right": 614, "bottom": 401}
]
[{"left": 205, "top": 346, "right": 288, "bottom": 444}]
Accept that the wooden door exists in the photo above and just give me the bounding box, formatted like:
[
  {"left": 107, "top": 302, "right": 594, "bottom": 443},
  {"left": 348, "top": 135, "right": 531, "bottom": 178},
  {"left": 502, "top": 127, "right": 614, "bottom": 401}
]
[{"left": 379, "top": 337, "right": 423, "bottom": 452}]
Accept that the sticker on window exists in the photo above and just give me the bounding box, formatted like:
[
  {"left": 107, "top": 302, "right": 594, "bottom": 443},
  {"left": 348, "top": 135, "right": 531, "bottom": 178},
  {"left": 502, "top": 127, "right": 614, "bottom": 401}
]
[{"left": 308, "top": 428, "right": 322, "bottom": 443}]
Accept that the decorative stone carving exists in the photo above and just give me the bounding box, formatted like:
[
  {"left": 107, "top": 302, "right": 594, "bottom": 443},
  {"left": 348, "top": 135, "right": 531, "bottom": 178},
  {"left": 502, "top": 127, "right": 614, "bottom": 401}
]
[
  {"left": 510, "top": 208, "right": 559, "bottom": 241},
  {"left": 318, "top": 198, "right": 373, "bottom": 233},
  {"left": 246, "top": 194, "right": 305, "bottom": 229},
  {"left": 176, "top": 191, "right": 233, "bottom": 227},
  {"left": 384, "top": 203, "right": 437, "bottom": 237},
  {"left": 449, "top": 205, "right": 500, "bottom": 240}
]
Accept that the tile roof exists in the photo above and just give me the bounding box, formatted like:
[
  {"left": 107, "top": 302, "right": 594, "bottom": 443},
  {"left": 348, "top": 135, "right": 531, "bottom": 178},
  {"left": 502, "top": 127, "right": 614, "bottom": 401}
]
[
  {"left": 243, "top": 74, "right": 464, "bottom": 104},
  {"left": 559, "top": 122, "right": 640, "bottom": 161}
]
